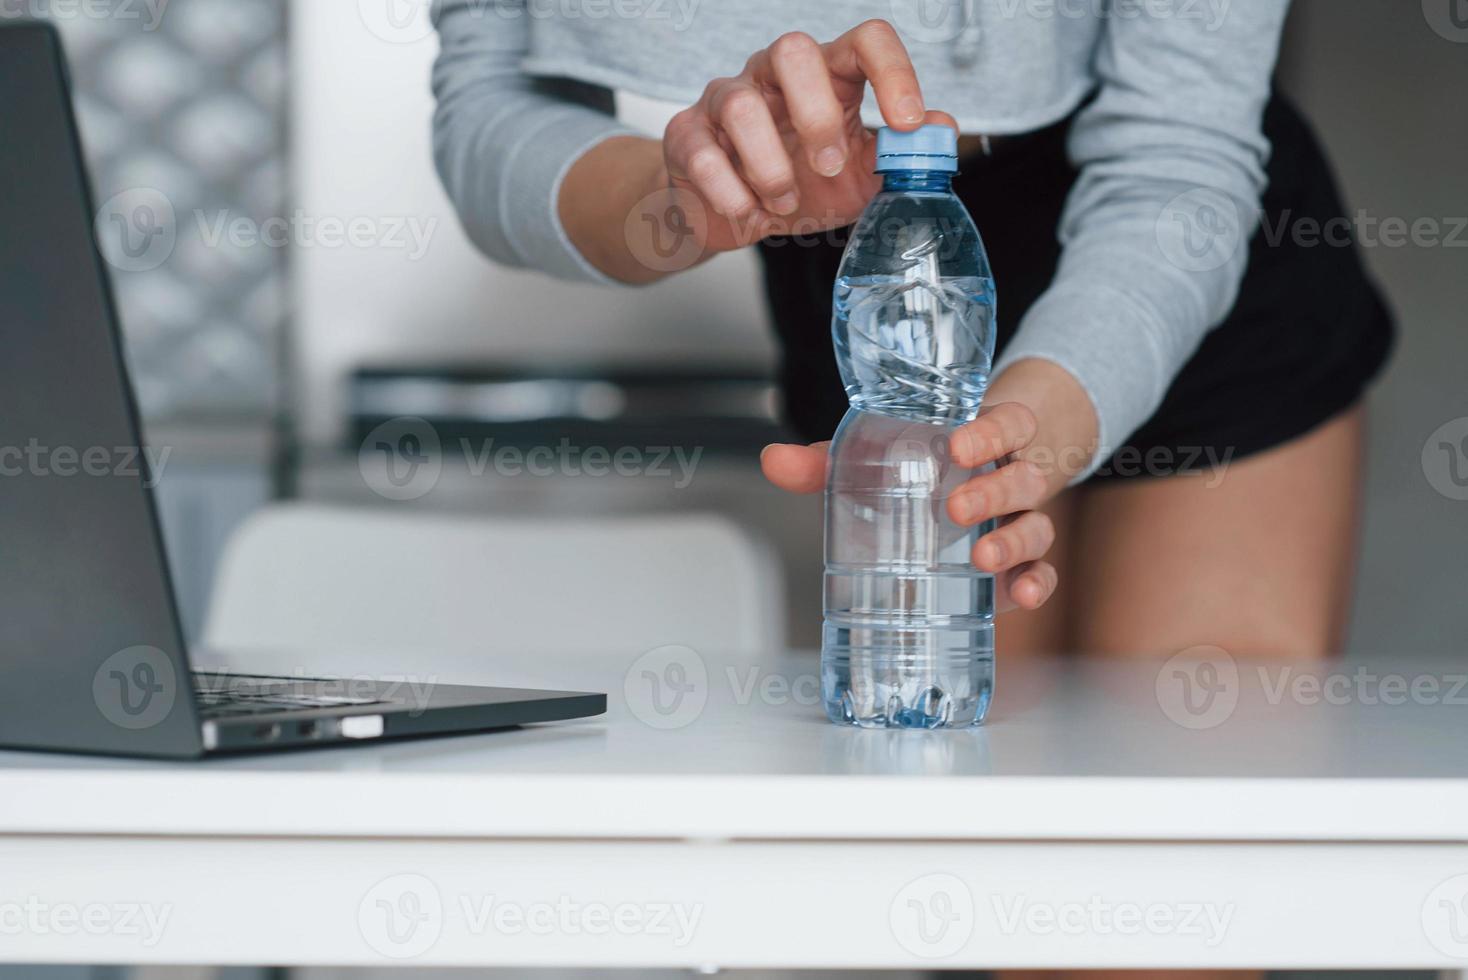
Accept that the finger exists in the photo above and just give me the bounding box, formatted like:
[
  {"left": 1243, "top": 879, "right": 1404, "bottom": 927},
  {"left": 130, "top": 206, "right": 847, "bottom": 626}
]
[
  {"left": 665, "top": 108, "right": 760, "bottom": 219},
  {"left": 972, "top": 510, "right": 1055, "bottom": 573},
  {"left": 924, "top": 109, "right": 959, "bottom": 131},
  {"left": 760, "top": 442, "right": 830, "bottom": 494},
  {"left": 706, "top": 79, "right": 799, "bottom": 214},
  {"left": 947, "top": 458, "right": 1048, "bottom": 526},
  {"left": 1001, "top": 560, "right": 1058, "bottom": 612},
  {"left": 824, "top": 19, "right": 924, "bottom": 129},
  {"left": 951, "top": 401, "right": 1039, "bottom": 468},
  {"left": 756, "top": 32, "right": 849, "bottom": 177}
]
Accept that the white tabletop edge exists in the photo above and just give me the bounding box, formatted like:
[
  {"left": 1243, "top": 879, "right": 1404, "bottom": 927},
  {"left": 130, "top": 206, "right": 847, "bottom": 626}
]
[{"left": 3, "top": 771, "right": 1468, "bottom": 842}]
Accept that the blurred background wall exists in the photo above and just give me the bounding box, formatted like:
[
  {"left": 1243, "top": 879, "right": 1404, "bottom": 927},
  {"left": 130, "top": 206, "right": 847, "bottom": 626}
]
[
  {"left": 1274, "top": 1, "right": 1468, "bottom": 660},
  {"left": 18, "top": 0, "right": 1468, "bottom": 656}
]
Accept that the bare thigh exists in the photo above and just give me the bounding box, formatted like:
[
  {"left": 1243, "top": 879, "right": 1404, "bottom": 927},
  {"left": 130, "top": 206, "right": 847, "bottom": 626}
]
[
  {"left": 987, "top": 412, "right": 1365, "bottom": 980},
  {"left": 996, "top": 490, "right": 1080, "bottom": 658},
  {"left": 1068, "top": 406, "right": 1365, "bottom": 659}
]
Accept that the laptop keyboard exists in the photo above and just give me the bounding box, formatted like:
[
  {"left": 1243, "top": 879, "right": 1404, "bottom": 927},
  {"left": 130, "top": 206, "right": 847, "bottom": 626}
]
[{"left": 192, "top": 672, "right": 387, "bottom": 718}]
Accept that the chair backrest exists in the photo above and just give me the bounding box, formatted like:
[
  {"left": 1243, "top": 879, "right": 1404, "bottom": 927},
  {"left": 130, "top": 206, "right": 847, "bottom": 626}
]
[{"left": 202, "top": 504, "right": 784, "bottom": 681}]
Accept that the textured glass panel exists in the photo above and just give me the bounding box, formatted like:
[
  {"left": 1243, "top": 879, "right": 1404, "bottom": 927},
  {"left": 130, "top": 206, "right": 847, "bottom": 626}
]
[{"left": 17, "top": 0, "right": 288, "bottom": 420}]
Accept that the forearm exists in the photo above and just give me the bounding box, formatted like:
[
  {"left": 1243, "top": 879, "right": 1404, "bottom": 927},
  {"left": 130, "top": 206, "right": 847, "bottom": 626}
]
[
  {"left": 995, "top": 0, "right": 1286, "bottom": 478},
  {"left": 558, "top": 136, "right": 712, "bottom": 286}
]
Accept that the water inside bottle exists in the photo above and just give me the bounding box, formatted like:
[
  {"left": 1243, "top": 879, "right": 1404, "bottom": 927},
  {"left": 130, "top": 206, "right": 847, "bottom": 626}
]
[
  {"left": 823, "top": 273, "right": 997, "bottom": 729},
  {"left": 834, "top": 274, "right": 994, "bottom": 420}
]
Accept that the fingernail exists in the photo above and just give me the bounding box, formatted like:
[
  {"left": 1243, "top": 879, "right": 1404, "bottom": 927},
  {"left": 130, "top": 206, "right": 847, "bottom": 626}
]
[
  {"left": 814, "top": 145, "right": 846, "bottom": 176},
  {"left": 898, "top": 96, "right": 924, "bottom": 123},
  {"left": 986, "top": 539, "right": 1006, "bottom": 568},
  {"left": 954, "top": 495, "right": 975, "bottom": 525},
  {"left": 949, "top": 429, "right": 971, "bottom": 467},
  {"left": 770, "top": 192, "right": 799, "bottom": 215}
]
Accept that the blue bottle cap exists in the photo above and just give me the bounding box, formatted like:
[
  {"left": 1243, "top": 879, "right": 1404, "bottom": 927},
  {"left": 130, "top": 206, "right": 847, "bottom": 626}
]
[{"left": 874, "top": 124, "right": 959, "bottom": 173}]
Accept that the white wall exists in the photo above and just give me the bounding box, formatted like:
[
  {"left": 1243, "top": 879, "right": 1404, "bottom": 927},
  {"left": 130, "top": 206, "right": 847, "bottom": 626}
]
[{"left": 287, "top": 1, "right": 775, "bottom": 445}]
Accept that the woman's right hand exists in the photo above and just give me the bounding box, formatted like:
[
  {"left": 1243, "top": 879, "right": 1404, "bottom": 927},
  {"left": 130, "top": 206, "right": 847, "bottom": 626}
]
[
  {"left": 662, "top": 19, "right": 943, "bottom": 253},
  {"left": 560, "top": 19, "right": 950, "bottom": 282}
]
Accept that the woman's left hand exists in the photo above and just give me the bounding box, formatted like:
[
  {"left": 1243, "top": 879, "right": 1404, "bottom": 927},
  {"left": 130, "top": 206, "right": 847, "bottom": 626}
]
[{"left": 761, "top": 358, "right": 1098, "bottom": 614}]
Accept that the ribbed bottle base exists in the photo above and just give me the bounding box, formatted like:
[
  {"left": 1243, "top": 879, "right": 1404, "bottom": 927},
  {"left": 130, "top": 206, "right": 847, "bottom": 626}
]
[{"left": 821, "top": 624, "right": 994, "bottom": 729}]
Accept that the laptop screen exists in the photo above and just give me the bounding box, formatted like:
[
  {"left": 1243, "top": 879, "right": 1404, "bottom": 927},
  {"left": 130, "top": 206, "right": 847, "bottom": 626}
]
[{"left": 0, "top": 22, "right": 201, "bottom": 757}]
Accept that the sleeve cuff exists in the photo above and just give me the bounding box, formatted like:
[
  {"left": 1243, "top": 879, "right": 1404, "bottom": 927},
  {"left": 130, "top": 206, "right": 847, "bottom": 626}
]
[
  {"left": 993, "top": 280, "right": 1174, "bottom": 484},
  {"left": 504, "top": 111, "right": 638, "bottom": 285}
]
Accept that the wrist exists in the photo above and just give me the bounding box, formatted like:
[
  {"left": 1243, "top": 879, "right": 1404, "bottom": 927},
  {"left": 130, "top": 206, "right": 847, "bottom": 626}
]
[
  {"left": 559, "top": 135, "right": 697, "bottom": 285},
  {"left": 985, "top": 357, "right": 1100, "bottom": 492}
]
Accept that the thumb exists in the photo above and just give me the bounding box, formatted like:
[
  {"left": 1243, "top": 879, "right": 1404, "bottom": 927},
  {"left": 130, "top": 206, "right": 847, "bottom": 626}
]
[{"left": 760, "top": 442, "right": 831, "bottom": 494}]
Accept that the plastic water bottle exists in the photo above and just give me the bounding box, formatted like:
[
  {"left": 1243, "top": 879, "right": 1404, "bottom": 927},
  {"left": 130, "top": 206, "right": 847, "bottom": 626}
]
[{"left": 822, "top": 124, "right": 997, "bottom": 729}]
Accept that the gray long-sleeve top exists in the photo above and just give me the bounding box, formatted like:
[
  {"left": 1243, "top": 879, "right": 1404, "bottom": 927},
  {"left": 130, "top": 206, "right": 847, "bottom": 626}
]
[{"left": 431, "top": 0, "right": 1290, "bottom": 473}]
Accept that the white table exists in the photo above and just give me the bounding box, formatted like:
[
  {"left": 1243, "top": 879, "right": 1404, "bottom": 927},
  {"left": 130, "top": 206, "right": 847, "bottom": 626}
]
[{"left": 3, "top": 648, "right": 1468, "bottom": 970}]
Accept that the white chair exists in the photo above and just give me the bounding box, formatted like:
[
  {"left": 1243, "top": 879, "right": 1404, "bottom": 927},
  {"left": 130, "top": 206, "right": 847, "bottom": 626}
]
[{"left": 202, "top": 503, "right": 785, "bottom": 681}]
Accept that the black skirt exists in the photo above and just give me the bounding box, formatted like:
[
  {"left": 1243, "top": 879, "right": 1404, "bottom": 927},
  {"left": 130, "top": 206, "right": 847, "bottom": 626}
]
[{"left": 755, "top": 94, "right": 1396, "bottom": 481}]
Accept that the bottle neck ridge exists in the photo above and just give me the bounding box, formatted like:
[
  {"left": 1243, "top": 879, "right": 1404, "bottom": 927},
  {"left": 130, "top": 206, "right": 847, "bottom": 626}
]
[{"left": 880, "top": 170, "right": 954, "bottom": 193}]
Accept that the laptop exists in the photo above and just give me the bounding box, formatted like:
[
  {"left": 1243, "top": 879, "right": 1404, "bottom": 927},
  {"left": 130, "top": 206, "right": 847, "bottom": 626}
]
[{"left": 0, "top": 21, "right": 606, "bottom": 758}]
